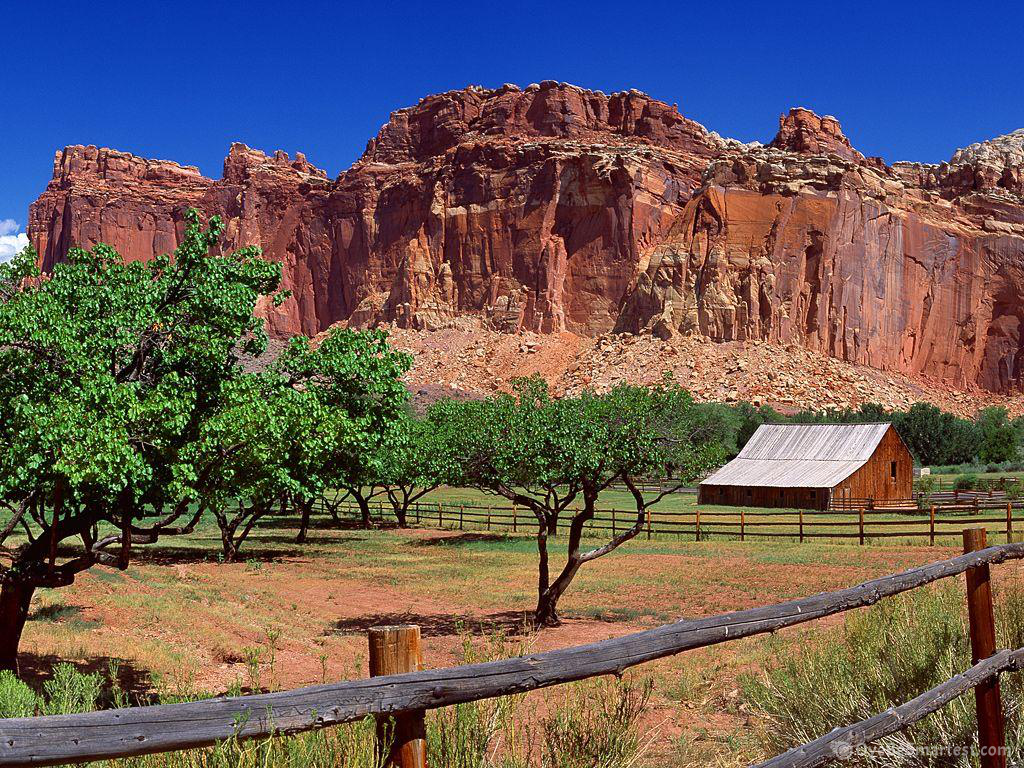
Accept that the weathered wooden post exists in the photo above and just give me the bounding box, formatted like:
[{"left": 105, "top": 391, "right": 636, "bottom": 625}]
[
  {"left": 368, "top": 625, "right": 427, "bottom": 768},
  {"left": 858, "top": 507, "right": 865, "bottom": 546},
  {"left": 799, "top": 508, "right": 804, "bottom": 543},
  {"left": 740, "top": 508, "right": 745, "bottom": 542},
  {"left": 1006, "top": 503, "right": 1013, "bottom": 544},
  {"left": 695, "top": 508, "right": 701, "bottom": 542},
  {"left": 646, "top": 506, "right": 652, "bottom": 540},
  {"left": 930, "top": 505, "right": 936, "bottom": 546},
  {"left": 962, "top": 528, "right": 1007, "bottom": 768},
  {"left": 459, "top": 505, "right": 464, "bottom": 530},
  {"left": 486, "top": 504, "right": 491, "bottom": 531},
  {"left": 512, "top": 503, "right": 517, "bottom": 533},
  {"left": 438, "top": 503, "right": 443, "bottom": 528}
]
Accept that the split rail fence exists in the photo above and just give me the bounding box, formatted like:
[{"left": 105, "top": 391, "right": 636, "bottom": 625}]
[
  {"left": 0, "top": 528, "right": 1022, "bottom": 768},
  {"left": 324, "top": 497, "right": 1024, "bottom": 547}
]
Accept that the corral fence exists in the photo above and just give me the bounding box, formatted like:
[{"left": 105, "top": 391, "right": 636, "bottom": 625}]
[
  {"left": 0, "top": 527, "right": 1021, "bottom": 768},
  {"left": 322, "top": 497, "right": 1024, "bottom": 547}
]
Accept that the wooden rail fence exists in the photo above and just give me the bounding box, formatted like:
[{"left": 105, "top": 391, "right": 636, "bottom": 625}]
[
  {"left": 323, "top": 498, "right": 1024, "bottom": 547},
  {"left": 1, "top": 531, "right": 1023, "bottom": 767}
]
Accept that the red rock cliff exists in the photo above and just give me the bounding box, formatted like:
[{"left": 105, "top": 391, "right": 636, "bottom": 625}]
[{"left": 27, "top": 82, "right": 1024, "bottom": 392}]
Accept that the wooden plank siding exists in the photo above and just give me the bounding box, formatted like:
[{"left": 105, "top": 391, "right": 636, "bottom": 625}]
[{"left": 831, "top": 425, "right": 913, "bottom": 504}]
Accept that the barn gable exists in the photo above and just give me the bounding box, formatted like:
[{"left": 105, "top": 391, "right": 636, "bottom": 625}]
[{"left": 701, "top": 423, "right": 892, "bottom": 489}]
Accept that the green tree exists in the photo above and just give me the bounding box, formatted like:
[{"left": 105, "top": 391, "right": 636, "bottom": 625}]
[
  {"left": 251, "top": 330, "right": 413, "bottom": 544},
  {"left": 891, "top": 403, "right": 980, "bottom": 466},
  {"left": 0, "top": 211, "right": 281, "bottom": 671},
  {"left": 374, "top": 408, "right": 460, "bottom": 528},
  {"left": 977, "top": 406, "right": 1018, "bottom": 464},
  {"left": 436, "top": 377, "right": 725, "bottom": 627}
]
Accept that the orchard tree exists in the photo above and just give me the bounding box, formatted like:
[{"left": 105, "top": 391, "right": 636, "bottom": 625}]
[
  {"left": 0, "top": 211, "right": 282, "bottom": 671},
  {"left": 436, "top": 377, "right": 726, "bottom": 627},
  {"left": 375, "top": 409, "right": 461, "bottom": 528},
  {"left": 274, "top": 330, "right": 412, "bottom": 541}
]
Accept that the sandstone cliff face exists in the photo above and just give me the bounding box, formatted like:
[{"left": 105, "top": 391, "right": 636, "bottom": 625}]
[{"left": 27, "top": 85, "right": 1024, "bottom": 393}]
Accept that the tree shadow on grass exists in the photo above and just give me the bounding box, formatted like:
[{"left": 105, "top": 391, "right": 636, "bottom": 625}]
[
  {"left": 130, "top": 545, "right": 308, "bottom": 565},
  {"left": 415, "top": 532, "right": 510, "bottom": 547},
  {"left": 256, "top": 515, "right": 387, "bottom": 532},
  {"left": 14, "top": 652, "right": 157, "bottom": 705},
  {"left": 329, "top": 610, "right": 534, "bottom": 638}
]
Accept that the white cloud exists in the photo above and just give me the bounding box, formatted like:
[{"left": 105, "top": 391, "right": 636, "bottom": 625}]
[
  {"left": 0, "top": 232, "right": 29, "bottom": 263},
  {"left": 0, "top": 219, "right": 19, "bottom": 237}
]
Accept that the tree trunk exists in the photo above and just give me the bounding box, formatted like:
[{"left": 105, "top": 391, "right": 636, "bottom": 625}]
[
  {"left": 534, "top": 518, "right": 554, "bottom": 626},
  {"left": 221, "top": 528, "right": 240, "bottom": 562},
  {"left": 395, "top": 501, "right": 408, "bottom": 528},
  {"left": 357, "top": 495, "right": 372, "bottom": 529},
  {"left": 295, "top": 500, "right": 312, "bottom": 544},
  {"left": 534, "top": 493, "right": 595, "bottom": 629},
  {"left": 0, "top": 580, "right": 35, "bottom": 673},
  {"left": 534, "top": 589, "right": 560, "bottom": 627}
]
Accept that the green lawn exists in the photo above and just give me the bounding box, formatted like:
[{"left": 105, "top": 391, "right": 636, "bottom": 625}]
[{"left": 332, "top": 485, "right": 1019, "bottom": 549}]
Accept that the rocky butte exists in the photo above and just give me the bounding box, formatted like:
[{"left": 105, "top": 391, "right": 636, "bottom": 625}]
[{"left": 27, "top": 82, "right": 1024, "bottom": 394}]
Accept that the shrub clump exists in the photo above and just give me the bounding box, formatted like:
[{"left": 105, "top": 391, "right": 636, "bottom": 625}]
[{"left": 743, "top": 584, "right": 1024, "bottom": 767}]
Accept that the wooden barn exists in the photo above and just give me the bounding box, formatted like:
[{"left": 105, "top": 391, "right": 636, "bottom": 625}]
[{"left": 698, "top": 423, "right": 913, "bottom": 510}]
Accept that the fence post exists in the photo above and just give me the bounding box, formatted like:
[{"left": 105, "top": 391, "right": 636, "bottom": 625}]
[
  {"left": 368, "top": 625, "right": 427, "bottom": 768},
  {"left": 930, "top": 505, "right": 936, "bottom": 547},
  {"left": 962, "top": 528, "right": 1007, "bottom": 768},
  {"left": 438, "top": 503, "right": 443, "bottom": 528},
  {"left": 799, "top": 508, "right": 804, "bottom": 544},
  {"left": 512, "top": 503, "right": 517, "bottom": 533},
  {"left": 486, "top": 505, "right": 491, "bottom": 531},
  {"left": 859, "top": 507, "right": 865, "bottom": 546},
  {"left": 696, "top": 508, "right": 701, "bottom": 542},
  {"left": 1007, "top": 503, "right": 1014, "bottom": 544},
  {"left": 740, "top": 508, "right": 745, "bottom": 542},
  {"left": 646, "top": 506, "right": 652, "bottom": 540},
  {"left": 459, "top": 505, "right": 464, "bottom": 530}
]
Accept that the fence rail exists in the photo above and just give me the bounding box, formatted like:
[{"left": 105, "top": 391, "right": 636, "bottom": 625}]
[
  {"left": 2, "top": 537, "right": 1023, "bottom": 766},
  {"left": 329, "top": 498, "right": 1024, "bottom": 547}
]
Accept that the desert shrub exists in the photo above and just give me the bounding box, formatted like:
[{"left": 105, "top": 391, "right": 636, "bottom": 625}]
[
  {"left": 955, "top": 473, "right": 980, "bottom": 491},
  {"left": 539, "top": 676, "right": 653, "bottom": 768},
  {"left": 743, "top": 583, "right": 1024, "bottom": 767},
  {"left": 41, "top": 663, "right": 104, "bottom": 715},
  {"left": 0, "top": 670, "right": 38, "bottom": 717}
]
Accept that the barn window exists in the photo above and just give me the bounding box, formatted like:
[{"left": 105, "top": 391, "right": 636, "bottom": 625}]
[{"left": 890, "top": 461, "right": 897, "bottom": 482}]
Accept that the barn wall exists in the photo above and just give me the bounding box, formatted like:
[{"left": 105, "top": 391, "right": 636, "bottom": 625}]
[
  {"left": 698, "top": 485, "right": 830, "bottom": 510},
  {"left": 831, "top": 426, "right": 914, "bottom": 502}
]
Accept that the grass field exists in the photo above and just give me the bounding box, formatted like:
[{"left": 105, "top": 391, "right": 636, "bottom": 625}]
[
  {"left": 357, "top": 485, "right": 1023, "bottom": 549},
  {"left": 16, "top": 498, "right": 1015, "bottom": 767}
]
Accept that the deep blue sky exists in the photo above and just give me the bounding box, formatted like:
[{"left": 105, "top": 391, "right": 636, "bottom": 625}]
[{"left": 3, "top": 0, "right": 1023, "bottom": 249}]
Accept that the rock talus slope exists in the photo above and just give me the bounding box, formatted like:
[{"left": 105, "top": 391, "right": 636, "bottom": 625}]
[{"left": 28, "top": 84, "right": 1024, "bottom": 395}]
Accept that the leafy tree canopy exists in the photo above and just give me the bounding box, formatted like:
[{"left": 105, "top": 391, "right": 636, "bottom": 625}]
[{"left": 0, "top": 210, "right": 281, "bottom": 669}]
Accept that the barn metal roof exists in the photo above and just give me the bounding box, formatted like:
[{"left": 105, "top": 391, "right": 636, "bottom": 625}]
[{"left": 701, "top": 423, "right": 892, "bottom": 489}]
